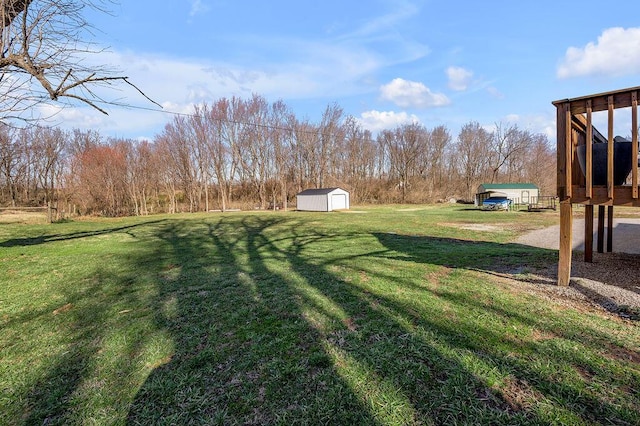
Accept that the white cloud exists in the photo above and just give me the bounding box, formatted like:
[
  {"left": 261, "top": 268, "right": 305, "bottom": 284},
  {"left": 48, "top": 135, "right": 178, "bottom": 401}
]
[
  {"left": 557, "top": 27, "right": 640, "bottom": 78},
  {"left": 189, "top": 0, "right": 209, "bottom": 17},
  {"left": 31, "top": 1, "right": 431, "bottom": 139},
  {"left": 446, "top": 66, "right": 473, "bottom": 91},
  {"left": 380, "top": 78, "right": 450, "bottom": 108},
  {"left": 357, "top": 110, "right": 420, "bottom": 133},
  {"left": 486, "top": 86, "right": 504, "bottom": 99},
  {"left": 30, "top": 46, "right": 385, "bottom": 137}
]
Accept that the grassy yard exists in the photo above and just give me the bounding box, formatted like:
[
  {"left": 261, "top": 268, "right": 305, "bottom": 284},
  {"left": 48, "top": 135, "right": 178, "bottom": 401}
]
[{"left": 1, "top": 205, "right": 639, "bottom": 425}]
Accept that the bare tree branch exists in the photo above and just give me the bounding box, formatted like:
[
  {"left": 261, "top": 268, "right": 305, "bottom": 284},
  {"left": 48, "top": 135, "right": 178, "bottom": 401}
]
[{"left": 0, "top": 0, "right": 158, "bottom": 124}]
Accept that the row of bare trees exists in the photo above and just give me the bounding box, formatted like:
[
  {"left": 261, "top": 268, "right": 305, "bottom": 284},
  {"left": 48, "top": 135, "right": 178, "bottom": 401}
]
[{"left": 0, "top": 94, "right": 556, "bottom": 216}]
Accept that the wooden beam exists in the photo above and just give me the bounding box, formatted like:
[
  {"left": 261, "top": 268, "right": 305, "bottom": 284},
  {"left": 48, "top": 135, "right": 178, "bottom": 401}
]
[
  {"left": 608, "top": 96, "right": 614, "bottom": 199},
  {"left": 556, "top": 102, "right": 568, "bottom": 200},
  {"left": 597, "top": 206, "right": 605, "bottom": 253},
  {"left": 553, "top": 86, "right": 640, "bottom": 114},
  {"left": 586, "top": 100, "right": 593, "bottom": 199},
  {"left": 570, "top": 185, "right": 640, "bottom": 205},
  {"left": 584, "top": 205, "right": 593, "bottom": 262},
  {"left": 633, "top": 91, "right": 638, "bottom": 199},
  {"left": 558, "top": 202, "right": 573, "bottom": 286},
  {"left": 565, "top": 104, "right": 573, "bottom": 199}
]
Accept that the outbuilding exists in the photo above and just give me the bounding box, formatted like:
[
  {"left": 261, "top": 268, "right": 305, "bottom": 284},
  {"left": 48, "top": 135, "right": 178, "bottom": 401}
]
[
  {"left": 296, "top": 187, "right": 350, "bottom": 212},
  {"left": 475, "top": 183, "right": 539, "bottom": 207}
]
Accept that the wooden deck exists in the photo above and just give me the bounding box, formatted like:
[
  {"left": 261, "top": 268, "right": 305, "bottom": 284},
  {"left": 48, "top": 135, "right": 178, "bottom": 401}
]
[{"left": 553, "top": 86, "right": 640, "bottom": 286}]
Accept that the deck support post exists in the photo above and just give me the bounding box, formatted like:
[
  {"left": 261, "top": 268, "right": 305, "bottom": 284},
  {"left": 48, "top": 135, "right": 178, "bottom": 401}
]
[
  {"left": 558, "top": 202, "right": 573, "bottom": 286},
  {"left": 584, "top": 205, "right": 593, "bottom": 262},
  {"left": 607, "top": 206, "right": 614, "bottom": 252},
  {"left": 597, "top": 206, "right": 605, "bottom": 253}
]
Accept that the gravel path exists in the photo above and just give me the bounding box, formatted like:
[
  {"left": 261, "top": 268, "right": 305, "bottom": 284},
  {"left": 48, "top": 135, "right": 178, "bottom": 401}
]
[{"left": 513, "top": 219, "right": 640, "bottom": 319}]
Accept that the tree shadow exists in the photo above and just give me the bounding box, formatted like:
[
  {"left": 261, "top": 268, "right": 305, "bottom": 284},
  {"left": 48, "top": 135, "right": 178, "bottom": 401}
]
[
  {"left": 11, "top": 215, "right": 638, "bottom": 424},
  {"left": 0, "top": 220, "right": 166, "bottom": 247},
  {"left": 126, "top": 217, "right": 380, "bottom": 424},
  {"left": 126, "top": 218, "right": 638, "bottom": 424},
  {"left": 372, "top": 231, "right": 557, "bottom": 279},
  {"left": 285, "top": 230, "right": 639, "bottom": 423}
]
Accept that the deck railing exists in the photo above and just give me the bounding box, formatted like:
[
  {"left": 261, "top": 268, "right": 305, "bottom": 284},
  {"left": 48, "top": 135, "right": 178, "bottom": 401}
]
[{"left": 553, "top": 86, "right": 640, "bottom": 285}]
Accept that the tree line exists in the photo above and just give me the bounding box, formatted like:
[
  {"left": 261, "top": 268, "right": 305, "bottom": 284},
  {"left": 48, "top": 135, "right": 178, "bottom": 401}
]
[{"left": 0, "top": 94, "right": 556, "bottom": 217}]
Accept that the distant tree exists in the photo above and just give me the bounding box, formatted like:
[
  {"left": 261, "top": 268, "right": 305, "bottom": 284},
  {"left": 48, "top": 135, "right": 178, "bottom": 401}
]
[
  {"left": 0, "top": 0, "right": 156, "bottom": 123},
  {"left": 523, "top": 133, "right": 555, "bottom": 194},
  {"left": 339, "top": 116, "right": 377, "bottom": 202},
  {"left": 489, "top": 123, "right": 533, "bottom": 183},
  {"left": 380, "top": 122, "right": 428, "bottom": 202},
  {"left": 425, "top": 125, "right": 451, "bottom": 196},
  {"left": 31, "top": 126, "right": 67, "bottom": 205},
  {"left": 0, "top": 124, "right": 21, "bottom": 205},
  {"left": 455, "top": 121, "right": 493, "bottom": 201},
  {"left": 75, "top": 141, "right": 129, "bottom": 216}
]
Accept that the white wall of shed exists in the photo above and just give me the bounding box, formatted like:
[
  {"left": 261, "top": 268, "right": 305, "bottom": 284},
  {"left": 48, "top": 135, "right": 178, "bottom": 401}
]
[{"left": 296, "top": 195, "right": 329, "bottom": 211}]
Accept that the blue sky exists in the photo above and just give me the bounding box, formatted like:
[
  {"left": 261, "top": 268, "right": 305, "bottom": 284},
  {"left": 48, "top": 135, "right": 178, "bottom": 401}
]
[{"left": 48, "top": 0, "right": 640, "bottom": 142}]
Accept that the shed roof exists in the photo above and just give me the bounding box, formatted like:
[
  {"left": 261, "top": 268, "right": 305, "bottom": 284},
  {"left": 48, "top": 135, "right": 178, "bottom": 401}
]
[
  {"left": 479, "top": 183, "right": 538, "bottom": 190},
  {"left": 297, "top": 187, "right": 346, "bottom": 196}
]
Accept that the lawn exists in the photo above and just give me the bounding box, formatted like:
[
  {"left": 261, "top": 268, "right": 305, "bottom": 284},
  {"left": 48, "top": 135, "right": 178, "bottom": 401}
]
[{"left": 1, "top": 205, "right": 639, "bottom": 425}]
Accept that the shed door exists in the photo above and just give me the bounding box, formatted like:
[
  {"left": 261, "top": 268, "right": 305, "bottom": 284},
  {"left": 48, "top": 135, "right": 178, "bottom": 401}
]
[
  {"left": 521, "top": 190, "right": 530, "bottom": 203},
  {"left": 331, "top": 194, "right": 347, "bottom": 210}
]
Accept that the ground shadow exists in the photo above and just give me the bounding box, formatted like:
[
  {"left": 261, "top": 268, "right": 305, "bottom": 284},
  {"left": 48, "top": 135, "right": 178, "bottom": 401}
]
[
  {"left": 373, "top": 232, "right": 557, "bottom": 278},
  {"left": 11, "top": 215, "right": 637, "bottom": 424},
  {"left": 0, "top": 220, "right": 165, "bottom": 247},
  {"left": 124, "top": 219, "right": 637, "bottom": 424},
  {"left": 126, "top": 217, "right": 380, "bottom": 424}
]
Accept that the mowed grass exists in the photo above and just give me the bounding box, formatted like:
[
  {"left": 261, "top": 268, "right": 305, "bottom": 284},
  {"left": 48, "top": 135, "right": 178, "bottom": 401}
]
[{"left": 1, "top": 205, "right": 639, "bottom": 425}]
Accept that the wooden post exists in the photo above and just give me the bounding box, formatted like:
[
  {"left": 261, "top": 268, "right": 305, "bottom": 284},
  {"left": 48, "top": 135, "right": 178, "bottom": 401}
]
[
  {"left": 584, "top": 205, "right": 593, "bottom": 262},
  {"left": 607, "top": 96, "right": 614, "bottom": 199},
  {"left": 565, "top": 105, "right": 573, "bottom": 198},
  {"left": 556, "top": 104, "right": 568, "bottom": 201},
  {"left": 607, "top": 205, "right": 614, "bottom": 252},
  {"left": 597, "top": 205, "right": 605, "bottom": 253},
  {"left": 558, "top": 202, "right": 573, "bottom": 286},
  {"left": 586, "top": 100, "right": 593, "bottom": 199},
  {"left": 633, "top": 92, "right": 638, "bottom": 199}
]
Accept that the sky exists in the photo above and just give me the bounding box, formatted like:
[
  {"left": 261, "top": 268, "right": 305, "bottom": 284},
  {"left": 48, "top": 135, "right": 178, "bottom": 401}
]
[{"left": 45, "top": 0, "right": 640, "bottom": 143}]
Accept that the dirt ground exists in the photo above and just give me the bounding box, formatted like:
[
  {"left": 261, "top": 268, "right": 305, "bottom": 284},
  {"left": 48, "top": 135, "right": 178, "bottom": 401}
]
[{"left": 513, "top": 219, "right": 640, "bottom": 319}]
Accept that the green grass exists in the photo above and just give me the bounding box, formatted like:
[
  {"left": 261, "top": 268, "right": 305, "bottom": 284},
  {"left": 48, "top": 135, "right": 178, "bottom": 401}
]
[{"left": 1, "top": 205, "right": 639, "bottom": 425}]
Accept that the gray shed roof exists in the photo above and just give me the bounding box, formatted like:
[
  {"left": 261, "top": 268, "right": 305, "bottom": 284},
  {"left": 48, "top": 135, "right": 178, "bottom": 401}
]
[{"left": 297, "top": 187, "right": 346, "bottom": 196}]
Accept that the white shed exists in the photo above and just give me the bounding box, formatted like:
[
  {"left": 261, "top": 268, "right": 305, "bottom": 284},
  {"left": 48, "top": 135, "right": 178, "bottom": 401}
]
[{"left": 296, "top": 188, "right": 350, "bottom": 212}]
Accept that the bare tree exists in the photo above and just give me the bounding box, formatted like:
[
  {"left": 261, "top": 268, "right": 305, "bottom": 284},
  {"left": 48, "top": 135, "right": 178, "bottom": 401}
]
[
  {"left": 0, "top": 123, "right": 21, "bottom": 204},
  {"left": 340, "top": 116, "right": 377, "bottom": 202},
  {"left": 316, "top": 103, "right": 344, "bottom": 188},
  {"left": 454, "top": 121, "right": 493, "bottom": 201},
  {"left": 208, "top": 97, "right": 243, "bottom": 211},
  {"left": 31, "top": 126, "right": 66, "bottom": 205},
  {"left": 0, "top": 0, "right": 156, "bottom": 122},
  {"left": 380, "top": 123, "right": 428, "bottom": 202},
  {"left": 523, "top": 133, "right": 555, "bottom": 195},
  {"left": 269, "top": 99, "right": 293, "bottom": 211},
  {"left": 489, "top": 123, "right": 533, "bottom": 183}
]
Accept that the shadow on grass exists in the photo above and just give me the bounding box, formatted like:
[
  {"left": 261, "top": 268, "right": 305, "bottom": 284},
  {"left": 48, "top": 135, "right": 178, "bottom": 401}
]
[
  {"left": 124, "top": 218, "right": 637, "bottom": 424},
  {"left": 12, "top": 215, "right": 638, "bottom": 424},
  {"left": 0, "top": 220, "right": 166, "bottom": 247},
  {"left": 372, "top": 231, "right": 557, "bottom": 275},
  {"left": 126, "top": 217, "right": 380, "bottom": 424}
]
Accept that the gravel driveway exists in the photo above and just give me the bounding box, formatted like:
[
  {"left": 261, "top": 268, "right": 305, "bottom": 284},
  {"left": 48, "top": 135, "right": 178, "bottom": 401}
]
[
  {"left": 515, "top": 218, "right": 640, "bottom": 254},
  {"left": 514, "top": 218, "right": 640, "bottom": 319}
]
